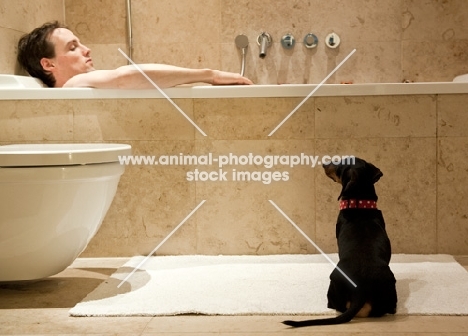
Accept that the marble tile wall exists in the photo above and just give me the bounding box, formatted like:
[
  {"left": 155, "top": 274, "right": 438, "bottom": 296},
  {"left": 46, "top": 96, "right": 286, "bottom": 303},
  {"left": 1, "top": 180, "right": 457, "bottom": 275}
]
[
  {"left": 315, "top": 95, "right": 438, "bottom": 254},
  {"left": 0, "top": 0, "right": 64, "bottom": 74},
  {"left": 0, "top": 0, "right": 467, "bottom": 256},
  {"left": 76, "top": 97, "right": 318, "bottom": 257},
  {"left": 437, "top": 95, "right": 468, "bottom": 255},
  {"left": 2, "top": 1, "right": 468, "bottom": 82},
  {"left": 2, "top": 93, "right": 466, "bottom": 256},
  {"left": 82, "top": 94, "right": 466, "bottom": 256},
  {"left": 59, "top": 0, "right": 468, "bottom": 83}
]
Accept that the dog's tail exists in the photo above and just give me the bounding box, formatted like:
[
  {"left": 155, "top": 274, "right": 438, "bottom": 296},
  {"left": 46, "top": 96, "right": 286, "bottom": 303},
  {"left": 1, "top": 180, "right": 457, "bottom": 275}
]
[{"left": 282, "top": 291, "right": 367, "bottom": 328}]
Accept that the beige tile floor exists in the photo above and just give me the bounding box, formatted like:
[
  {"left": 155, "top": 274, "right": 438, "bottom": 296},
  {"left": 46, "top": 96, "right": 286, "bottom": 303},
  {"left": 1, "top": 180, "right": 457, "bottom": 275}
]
[{"left": 0, "top": 256, "right": 467, "bottom": 335}]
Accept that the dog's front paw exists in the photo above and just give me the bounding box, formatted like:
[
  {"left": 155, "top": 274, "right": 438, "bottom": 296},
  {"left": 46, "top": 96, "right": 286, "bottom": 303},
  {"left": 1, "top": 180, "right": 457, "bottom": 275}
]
[{"left": 282, "top": 320, "right": 301, "bottom": 328}]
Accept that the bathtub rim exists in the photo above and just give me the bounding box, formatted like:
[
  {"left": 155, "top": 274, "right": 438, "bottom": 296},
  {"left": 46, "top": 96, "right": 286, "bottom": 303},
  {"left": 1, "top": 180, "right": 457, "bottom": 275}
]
[{"left": 0, "top": 82, "right": 467, "bottom": 100}]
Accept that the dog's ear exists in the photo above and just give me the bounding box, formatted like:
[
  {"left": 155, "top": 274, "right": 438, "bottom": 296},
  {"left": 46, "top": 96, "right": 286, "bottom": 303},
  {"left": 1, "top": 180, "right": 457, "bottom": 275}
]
[
  {"left": 366, "top": 162, "right": 383, "bottom": 183},
  {"left": 337, "top": 167, "right": 358, "bottom": 200},
  {"left": 323, "top": 163, "right": 340, "bottom": 183}
]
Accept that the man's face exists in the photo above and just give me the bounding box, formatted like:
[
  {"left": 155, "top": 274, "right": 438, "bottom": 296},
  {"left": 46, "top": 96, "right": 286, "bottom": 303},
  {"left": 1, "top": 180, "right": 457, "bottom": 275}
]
[{"left": 47, "top": 28, "right": 95, "bottom": 81}]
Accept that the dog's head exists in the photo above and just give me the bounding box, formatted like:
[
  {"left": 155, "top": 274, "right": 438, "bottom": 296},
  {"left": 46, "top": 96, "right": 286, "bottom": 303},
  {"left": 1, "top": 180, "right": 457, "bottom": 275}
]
[{"left": 323, "top": 157, "right": 383, "bottom": 200}]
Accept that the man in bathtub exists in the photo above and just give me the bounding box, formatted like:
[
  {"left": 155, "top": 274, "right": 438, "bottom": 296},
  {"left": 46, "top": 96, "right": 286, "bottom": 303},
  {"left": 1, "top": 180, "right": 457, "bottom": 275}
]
[{"left": 17, "top": 21, "right": 253, "bottom": 88}]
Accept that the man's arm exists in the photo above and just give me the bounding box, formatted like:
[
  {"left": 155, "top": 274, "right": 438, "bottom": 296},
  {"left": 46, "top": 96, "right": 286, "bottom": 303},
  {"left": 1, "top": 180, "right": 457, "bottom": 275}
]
[{"left": 62, "top": 64, "right": 253, "bottom": 88}]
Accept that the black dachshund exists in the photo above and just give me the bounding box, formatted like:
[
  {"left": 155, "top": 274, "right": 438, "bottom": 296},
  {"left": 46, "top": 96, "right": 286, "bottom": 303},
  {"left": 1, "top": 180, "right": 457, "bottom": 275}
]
[{"left": 283, "top": 157, "right": 397, "bottom": 327}]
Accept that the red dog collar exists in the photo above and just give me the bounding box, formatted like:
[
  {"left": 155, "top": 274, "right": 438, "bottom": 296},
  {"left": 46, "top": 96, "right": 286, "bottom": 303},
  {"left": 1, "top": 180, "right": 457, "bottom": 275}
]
[{"left": 340, "top": 199, "right": 377, "bottom": 210}]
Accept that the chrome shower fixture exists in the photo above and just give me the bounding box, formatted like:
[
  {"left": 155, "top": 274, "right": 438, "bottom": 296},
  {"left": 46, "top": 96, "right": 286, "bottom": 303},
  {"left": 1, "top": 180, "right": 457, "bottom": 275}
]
[
  {"left": 325, "top": 32, "right": 341, "bottom": 48},
  {"left": 304, "top": 33, "right": 318, "bottom": 49},
  {"left": 125, "top": 0, "right": 133, "bottom": 64},
  {"left": 235, "top": 34, "right": 249, "bottom": 76},
  {"left": 257, "top": 32, "right": 272, "bottom": 59},
  {"left": 281, "top": 33, "right": 295, "bottom": 49}
]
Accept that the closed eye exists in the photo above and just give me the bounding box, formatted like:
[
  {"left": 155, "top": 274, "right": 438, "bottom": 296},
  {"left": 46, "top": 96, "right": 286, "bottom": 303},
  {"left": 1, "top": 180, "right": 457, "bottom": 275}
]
[{"left": 65, "top": 40, "right": 80, "bottom": 52}]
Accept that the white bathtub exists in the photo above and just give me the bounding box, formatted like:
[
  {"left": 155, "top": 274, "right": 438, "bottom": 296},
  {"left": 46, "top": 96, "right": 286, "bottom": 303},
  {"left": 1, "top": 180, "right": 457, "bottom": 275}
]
[{"left": 0, "top": 75, "right": 467, "bottom": 99}]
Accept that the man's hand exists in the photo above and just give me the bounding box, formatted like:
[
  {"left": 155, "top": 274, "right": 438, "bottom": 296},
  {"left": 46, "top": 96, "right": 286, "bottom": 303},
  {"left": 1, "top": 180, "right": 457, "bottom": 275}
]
[{"left": 211, "top": 70, "right": 253, "bottom": 85}]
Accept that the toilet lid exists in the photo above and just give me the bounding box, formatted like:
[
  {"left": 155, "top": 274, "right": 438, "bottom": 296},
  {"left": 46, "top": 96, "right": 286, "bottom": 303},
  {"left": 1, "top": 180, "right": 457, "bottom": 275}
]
[{"left": 0, "top": 143, "right": 132, "bottom": 167}]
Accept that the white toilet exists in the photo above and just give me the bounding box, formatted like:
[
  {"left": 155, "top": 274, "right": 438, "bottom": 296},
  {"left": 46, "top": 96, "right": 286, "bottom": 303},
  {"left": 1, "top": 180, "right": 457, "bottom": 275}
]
[{"left": 0, "top": 143, "right": 131, "bottom": 281}]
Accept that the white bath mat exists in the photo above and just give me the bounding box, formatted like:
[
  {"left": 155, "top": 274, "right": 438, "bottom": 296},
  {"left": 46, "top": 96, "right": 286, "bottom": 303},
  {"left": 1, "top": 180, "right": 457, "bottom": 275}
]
[{"left": 69, "top": 254, "right": 468, "bottom": 317}]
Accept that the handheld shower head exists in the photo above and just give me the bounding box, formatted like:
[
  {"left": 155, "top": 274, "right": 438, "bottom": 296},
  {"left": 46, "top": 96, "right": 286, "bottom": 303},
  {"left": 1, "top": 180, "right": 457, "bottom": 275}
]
[
  {"left": 235, "top": 34, "right": 249, "bottom": 76},
  {"left": 235, "top": 34, "right": 249, "bottom": 55}
]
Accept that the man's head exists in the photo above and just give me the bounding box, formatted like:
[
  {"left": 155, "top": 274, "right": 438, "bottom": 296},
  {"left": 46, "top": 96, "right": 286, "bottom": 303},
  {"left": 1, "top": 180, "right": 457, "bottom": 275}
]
[{"left": 17, "top": 21, "right": 94, "bottom": 87}]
